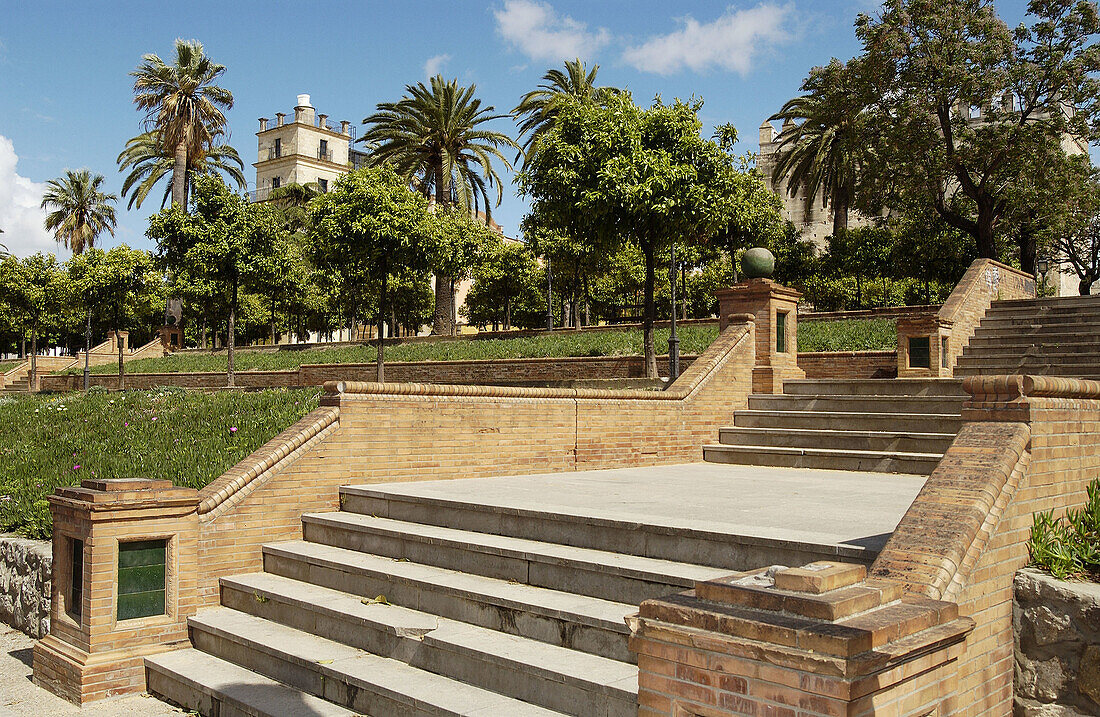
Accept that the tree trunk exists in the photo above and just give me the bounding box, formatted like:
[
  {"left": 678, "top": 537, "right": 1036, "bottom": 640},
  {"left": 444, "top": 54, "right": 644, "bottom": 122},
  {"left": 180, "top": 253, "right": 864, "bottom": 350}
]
[
  {"left": 83, "top": 310, "right": 91, "bottom": 392},
  {"left": 377, "top": 253, "right": 389, "bottom": 383},
  {"left": 117, "top": 328, "right": 125, "bottom": 390},
  {"left": 228, "top": 276, "right": 237, "bottom": 387},
  {"left": 1019, "top": 225, "right": 1037, "bottom": 276},
  {"left": 976, "top": 200, "right": 998, "bottom": 260},
  {"left": 451, "top": 278, "right": 458, "bottom": 336},
  {"left": 171, "top": 140, "right": 188, "bottom": 209},
  {"left": 505, "top": 298, "right": 511, "bottom": 331},
  {"left": 29, "top": 328, "right": 37, "bottom": 391},
  {"left": 832, "top": 195, "right": 849, "bottom": 237},
  {"left": 643, "top": 241, "right": 657, "bottom": 379},
  {"left": 681, "top": 265, "right": 688, "bottom": 320},
  {"left": 1082, "top": 278, "right": 1094, "bottom": 296},
  {"left": 432, "top": 273, "right": 454, "bottom": 335}
]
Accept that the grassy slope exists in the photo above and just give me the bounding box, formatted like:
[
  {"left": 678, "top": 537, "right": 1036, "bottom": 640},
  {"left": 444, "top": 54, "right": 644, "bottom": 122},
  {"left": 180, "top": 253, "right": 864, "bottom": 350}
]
[
  {"left": 82, "top": 325, "right": 722, "bottom": 374},
  {"left": 0, "top": 360, "right": 25, "bottom": 373},
  {"left": 797, "top": 318, "right": 896, "bottom": 352},
  {"left": 0, "top": 388, "right": 320, "bottom": 539}
]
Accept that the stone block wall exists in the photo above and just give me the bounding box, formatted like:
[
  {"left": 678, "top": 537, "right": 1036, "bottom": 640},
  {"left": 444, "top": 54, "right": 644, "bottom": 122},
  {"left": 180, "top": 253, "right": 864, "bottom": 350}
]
[
  {"left": 0, "top": 534, "right": 51, "bottom": 638},
  {"left": 1014, "top": 568, "right": 1100, "bottom": 715}
]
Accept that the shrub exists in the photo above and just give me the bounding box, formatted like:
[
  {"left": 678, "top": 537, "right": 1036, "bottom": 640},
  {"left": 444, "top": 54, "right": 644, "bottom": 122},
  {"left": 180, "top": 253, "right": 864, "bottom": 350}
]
[
  {"left": 798, "top": 318, "right": 897, "bottom": 352},
  {"left": 1028, "top": 479, "right": 1100, "bottom": 581}
]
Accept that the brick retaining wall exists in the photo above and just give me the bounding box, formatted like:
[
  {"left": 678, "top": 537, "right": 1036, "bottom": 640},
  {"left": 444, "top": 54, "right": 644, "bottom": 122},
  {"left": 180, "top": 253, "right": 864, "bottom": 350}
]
[{"left": 797, "top": 350, "right": 898, "bottom": 379}]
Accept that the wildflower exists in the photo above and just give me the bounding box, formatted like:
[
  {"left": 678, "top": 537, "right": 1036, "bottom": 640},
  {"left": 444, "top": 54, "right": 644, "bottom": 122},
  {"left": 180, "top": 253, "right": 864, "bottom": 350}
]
[
  {"left": 152, "top": 416, "right": 157, "bottom": 421},
  {"left": 72, "top": 465, "right": 81, "bottom": 471},
  {"left": 124, "top": 422, "right": 129, "bottom": 427},
  {"left": 229, "top": 426, "right": 238, "bottom": 433}
]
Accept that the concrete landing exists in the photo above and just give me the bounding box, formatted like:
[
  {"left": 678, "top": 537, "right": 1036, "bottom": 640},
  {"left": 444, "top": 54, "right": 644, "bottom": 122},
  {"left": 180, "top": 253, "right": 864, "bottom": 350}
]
[{"left": 354, "top": 463, "right": 924, "bottom": 556}]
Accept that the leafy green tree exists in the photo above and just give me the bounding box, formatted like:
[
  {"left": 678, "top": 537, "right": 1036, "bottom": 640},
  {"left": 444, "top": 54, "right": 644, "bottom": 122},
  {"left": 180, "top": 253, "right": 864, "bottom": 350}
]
[
  {"left": 309, "top": 166, "right": 432, "bottom": 381},
  {"left": 519, "top": 94, "right": 741, "bottom": 377},
  {"left": 131, "top": 38, "right": 233, "bottom": 209},
  {"left": 0, "top": 254, "right": 66, "bottom": 380},
  {"left": 463, "top": 242, "right": 540, "bottom": 330},
  {"left": 67, "top": 246, "right": 160, "bottom": 383},
  {"left": 360, "top": 75, "right": 518, "bottom": 334},
  {"left": 855, "top": 0, "right": 1100, "bottom": 270},
  {"left": 427, "top": 206, "right": 502, "bottom": 333},
  {"left": 770, "top": 58, "right": 872, "bottom": 237},
  {"left": 270, "top": 181, "right": 322, "bottom": 233},
  {"left": 513, "top": 58, "right": 617, "bottom": 163},
  {"left": 117, "top": 130, "right": 245, "bottom": 210},
  {"left": 148, "top": 174, "right": 277, "bottom": 385}
]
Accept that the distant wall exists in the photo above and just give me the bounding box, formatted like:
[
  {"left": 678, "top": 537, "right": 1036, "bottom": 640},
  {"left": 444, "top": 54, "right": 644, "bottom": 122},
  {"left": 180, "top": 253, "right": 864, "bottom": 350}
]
[{"left": 797, "top": 350, "right": 898, "bottom": 379}]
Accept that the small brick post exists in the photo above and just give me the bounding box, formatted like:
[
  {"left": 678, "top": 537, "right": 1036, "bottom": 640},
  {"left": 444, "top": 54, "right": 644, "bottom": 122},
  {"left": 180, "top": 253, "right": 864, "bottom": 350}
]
[
  {"left": 33, "top": 478, "right": 200, "bottom": 705},
  {"left": 896, "top": 314, "right": 954, "bottom": 378},
  {"left": 715, "top": 279, "right": 805, "bottom": 393},
  {"left": 630, "top": 561, "right": 974, "bottom": 716},
  {"left": 158, "top": 324, "right": 183, "bottom": 351},
  {"left": 107, "top": 330, "right": 130, "bottom": 352}
]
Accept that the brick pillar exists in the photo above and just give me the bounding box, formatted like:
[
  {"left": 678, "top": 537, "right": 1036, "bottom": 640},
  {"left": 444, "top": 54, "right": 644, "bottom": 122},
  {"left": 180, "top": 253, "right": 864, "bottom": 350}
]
[
  {"left": 33, "top": 478, "right": 200, "bottom": 704},
  {"left": 896, "top": 315, "right": 953, "bottom": 378},
  {"left": 631, "top": 561, "right": 974, "bottom": 716},
  {"left": 715, "top": 279, "right": 805, "bottom": 393},
  {"left": 107, "top": 330, "right": 129, "bottom": 352},
  {"left": 158, "top": 324, "right": 182, "bottom": 351}
]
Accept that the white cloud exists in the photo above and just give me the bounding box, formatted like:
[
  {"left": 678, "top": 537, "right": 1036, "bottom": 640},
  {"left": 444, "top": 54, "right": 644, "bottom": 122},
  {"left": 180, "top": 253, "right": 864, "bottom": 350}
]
[
  {"left": 622, "top": 3, "right": 794, "bottom": 76},
  {"left": 494, "top": 0, "right": 610, "bottom": 63},
  {"left": 423, "top": 53, "right": 451, "bottom": 79},
  {"left": 0, "top": 135, "right": 55, "bottom": 258}
]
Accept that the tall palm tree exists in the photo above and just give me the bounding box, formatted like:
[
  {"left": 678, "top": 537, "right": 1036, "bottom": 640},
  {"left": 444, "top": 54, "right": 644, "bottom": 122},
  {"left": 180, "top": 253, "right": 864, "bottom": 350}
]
[
  {"left": 270, "top": 181, "right": 322, "bottom": 232},
  {"left": 361, "top": 74, "right": 518, "bottom": 334},
  {"left": 40, "top": 169, "right": 117, "bottom": 389},
  {"left": 769, "top": 59, "right": 869, "bottom": 237},
  {"left": 40, "top": 170, "right": 117, "bottom": 255},
  {"left": 131, "top": 38, "right": 233, "bottom": 210},
  {"left": 513, "top": 58, "right": 616, "bottom": 162},
  {"left": 117, "top": 130, "right": 246, "bottom": 210}
]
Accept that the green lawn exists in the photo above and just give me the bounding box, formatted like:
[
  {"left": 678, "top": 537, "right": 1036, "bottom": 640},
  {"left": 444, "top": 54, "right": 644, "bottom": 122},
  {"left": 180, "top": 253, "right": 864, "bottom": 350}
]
[
  {"left": 798, "top": 318, "right": 897, "bottom": 352},
  {"left": 78, "top": 326, "right": 723, "bottom": 374},
  {"left": 0, "top": 388, "right": 320, "bottom": 539},
  {"left": 0, "top": 360, "right": 25, "bottom": 373}
]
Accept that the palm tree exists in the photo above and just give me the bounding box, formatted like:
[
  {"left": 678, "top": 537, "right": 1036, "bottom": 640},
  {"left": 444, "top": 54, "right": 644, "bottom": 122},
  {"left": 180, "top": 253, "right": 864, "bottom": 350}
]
[
  {"left": 513, "top": 58, "right": 615, "bottom": 162},
  {"left": 270, "top": 181, "right": 322, "bottom": 232},
  {"left": 117, "top": 130, "right": 246, "bottom": 210},
  {"left": 361, "top": 74, "right": 518, "bottom": 334},
  {"left": 41, "top": 170, "right": 117, "bottom": 255},
  {"left": 769, "top": 59, "right": 869, "bottom": 237},
  {"left": 40, "top": 169, "right": 117, "bottom": 389},
  {"left": 131, "top": 38, "right": 233, "bottom": 209}
]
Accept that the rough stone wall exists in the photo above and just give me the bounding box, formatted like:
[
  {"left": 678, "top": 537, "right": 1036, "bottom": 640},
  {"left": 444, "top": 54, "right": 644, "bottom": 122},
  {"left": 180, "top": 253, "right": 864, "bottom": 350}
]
[
  {"left": 1014, "top": 569, "right": 1100, "bottom": 716},
  {"left": 0, "top": 534, "right": 51, "bottom": 638},
  {"left": 190, "top": 321, "right": 756, "bottom": 608}
]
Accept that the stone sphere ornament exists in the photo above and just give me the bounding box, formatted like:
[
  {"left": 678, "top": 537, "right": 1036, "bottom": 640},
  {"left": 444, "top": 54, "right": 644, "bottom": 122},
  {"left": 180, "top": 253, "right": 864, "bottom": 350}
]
[{"left": 741, "top": 247, "right": 775, "bottom": 279}]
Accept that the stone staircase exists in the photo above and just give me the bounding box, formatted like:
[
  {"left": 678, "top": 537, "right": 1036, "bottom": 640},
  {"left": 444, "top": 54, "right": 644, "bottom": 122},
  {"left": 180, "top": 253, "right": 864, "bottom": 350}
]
[
  {"left": 954, "top": 295, "right": 1100, "bottom": 379},
  {"left": 703, "top": 378, "right": 967, "bottom": 475},
  {"left": 146, "top": 481, "right": 774, "bottom": 716},
  {"left": 2, "top": 374, "right": 30, "bottom": 393}
]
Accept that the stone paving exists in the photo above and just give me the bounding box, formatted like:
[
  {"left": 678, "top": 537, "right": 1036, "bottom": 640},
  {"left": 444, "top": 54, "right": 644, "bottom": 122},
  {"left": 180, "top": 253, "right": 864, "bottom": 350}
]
[{"left": 0, "top": 626, "right": 183, "bottom": 717}]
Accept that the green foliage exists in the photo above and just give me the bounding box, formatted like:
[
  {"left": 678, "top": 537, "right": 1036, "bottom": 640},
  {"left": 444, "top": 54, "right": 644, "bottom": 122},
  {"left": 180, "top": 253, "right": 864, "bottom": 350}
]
[
  {"left": 462, "top": 242, "right": 542, "bottom": 329},
  {"left": 40, "top": 169, "right": 118, "bottom": 256},
  {"left": 0, "top": 388, "right": 319, "bottom": 539},
  {"left": 1028, "top": 480, "right": 1100, "bottom": 581},
  {"left": 798, "top": 318, "right": 897, "bottom": 352},
  {"left": 78, "top": 325, "right": 721, "bottom": 374},
  {"left": 117, "top": 130, "right": 246, "bottom": 211}
]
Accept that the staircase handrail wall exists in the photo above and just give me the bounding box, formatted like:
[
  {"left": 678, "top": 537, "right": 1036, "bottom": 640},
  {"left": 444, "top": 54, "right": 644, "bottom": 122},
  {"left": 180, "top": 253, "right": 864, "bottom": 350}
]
[
  {"left": 939, "top": 258, "right": 1036, "bottom": 373},
  {"left": 869, "top": 373, "right": 1100, "bottom": 714}
]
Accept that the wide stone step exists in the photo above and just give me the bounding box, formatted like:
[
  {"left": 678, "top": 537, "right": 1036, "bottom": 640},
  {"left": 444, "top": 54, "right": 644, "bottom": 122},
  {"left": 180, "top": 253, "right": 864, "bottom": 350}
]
[
  {"left": 145, "top": 648, "right": 357, "bottom": 717},
  {"left": 717, "top": 426, "right": 955, "bottom": 455},
  {"left": 732, "top": 409, "right": 964, "bottom": 434},
  {"left": 975, "top": 314, "right": 1100, "bottom": 329},
  {"left": 964, "top": 338, "right": 1100, "bottom": 353},
  {"left": 989, "top": 296, "right": 1100, "bottom": 310},
  {"left": 300, "top": 512, "right": 726, "bottom": 606},
  {"left": 746, "top": 394, "right": 966, "bottom": 414},
  {"left": 954, "top": 355, "right": 1100, "bottom": 369},
  {"left": 964, "top": 327, "right": 1100, "bottom": 341},
  {"left": 187, "top": 608, "right": 571, "bottom": 716},
  {"left": 262, "top": 540, "right": 636, "bottom": 662},
  {"left": 216, "top": 574, "right": 636, "bottom": 716},
  {"left": 337, "top": 485, "right": 858, "bottom": 571},
  {"left": 781, "top": 378, "right": 965, "bottom": 397},
  {"left": 702, "top": 443, "right": 942, "bottom": 476}
]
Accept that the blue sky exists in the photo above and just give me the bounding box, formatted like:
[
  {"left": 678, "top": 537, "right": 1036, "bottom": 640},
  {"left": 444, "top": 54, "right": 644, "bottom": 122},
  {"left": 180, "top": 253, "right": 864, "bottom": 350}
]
[{"left": 0, "top": 0, "right": 1035, "bottom": 258}]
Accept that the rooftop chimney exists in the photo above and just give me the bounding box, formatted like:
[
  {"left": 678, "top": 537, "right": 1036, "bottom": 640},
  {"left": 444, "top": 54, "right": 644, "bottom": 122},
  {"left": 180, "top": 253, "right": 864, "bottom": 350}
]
[
  {"left": 276, "top": 112, "right": 286, "bottom": 127},
  {"left": 318, "top": 113, "right": 328, "bottom": 130},
  {"left": 759, "top": 120, "right": 775, "bottom": 147},
  {"left": 259, "top": 117, "right": 268, "bottom": 132},
  {"left": 294, "top": 94, "right": 315, "bottom": 125},
  {"left": 341, "top": 120, "right": 350, "bottom": 136}
]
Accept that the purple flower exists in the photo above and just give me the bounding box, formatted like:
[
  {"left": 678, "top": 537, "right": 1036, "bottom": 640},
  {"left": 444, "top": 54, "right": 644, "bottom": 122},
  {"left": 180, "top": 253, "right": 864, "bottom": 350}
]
[
  {"left": 229, "top": 426, "right": 238, "bottom": 433},
  {"left": 124, "top": 422, "right": 129, "bottom": 427},
  {"left": 72, "top": 465, "right": 81, "bottom": 471},
  {"left": 152, "top": 416, "right": 157, "bottom": 421}
]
